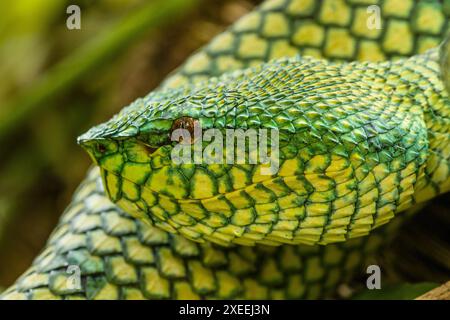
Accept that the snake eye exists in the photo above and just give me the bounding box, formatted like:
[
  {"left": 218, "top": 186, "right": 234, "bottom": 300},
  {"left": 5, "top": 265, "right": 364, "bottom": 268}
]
[{"left": 170, "top": 117, "right": 198, "bottom": 144}]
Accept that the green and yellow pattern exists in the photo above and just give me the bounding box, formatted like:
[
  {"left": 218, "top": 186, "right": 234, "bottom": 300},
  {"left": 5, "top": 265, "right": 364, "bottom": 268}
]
[
  {"left": 1, "top": 0, "right": 449, "bottom": 300},
  {"left": 78, "top": 52, "right": 446, "bottom": 247}
]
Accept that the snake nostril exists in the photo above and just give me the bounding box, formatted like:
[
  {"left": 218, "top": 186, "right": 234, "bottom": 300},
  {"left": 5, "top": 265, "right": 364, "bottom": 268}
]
[{"left": 96, "top": 143, "right": 107, "bottom": 153}]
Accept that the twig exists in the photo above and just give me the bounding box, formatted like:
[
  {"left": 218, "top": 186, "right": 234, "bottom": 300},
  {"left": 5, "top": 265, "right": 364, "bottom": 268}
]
[{"left": 416, "top": 281, "right": 450, "bottom": 300}]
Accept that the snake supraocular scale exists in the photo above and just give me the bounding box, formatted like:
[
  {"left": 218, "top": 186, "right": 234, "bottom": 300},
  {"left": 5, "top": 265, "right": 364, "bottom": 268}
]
[{"left": 1, "top": 0, "right": 449, "bottom": 300}]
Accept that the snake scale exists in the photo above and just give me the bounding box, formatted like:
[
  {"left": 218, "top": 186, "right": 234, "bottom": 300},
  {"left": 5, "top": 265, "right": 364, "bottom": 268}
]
[{"left": 1, "top": 0, "right": 449, "bottom": 300}]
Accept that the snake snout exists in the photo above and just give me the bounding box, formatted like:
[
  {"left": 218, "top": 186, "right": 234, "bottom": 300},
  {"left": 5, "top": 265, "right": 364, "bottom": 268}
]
[{"left": 78, "top": 138, "right": 118, "bottom": 165}]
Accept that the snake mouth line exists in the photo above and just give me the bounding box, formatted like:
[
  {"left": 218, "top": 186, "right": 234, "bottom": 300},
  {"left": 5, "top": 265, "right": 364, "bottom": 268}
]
[
  {"left": 99, "top": 166, "right": 281, "bottom": 204},
  {"left": 98, "top": 161, "right": 356, "bottom": 205}
]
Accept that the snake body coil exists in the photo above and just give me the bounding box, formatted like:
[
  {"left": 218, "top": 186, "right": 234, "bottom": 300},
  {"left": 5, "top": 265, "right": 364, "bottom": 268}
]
[{"left": 2, "top": 0, "right": 449, "bottom": 300}]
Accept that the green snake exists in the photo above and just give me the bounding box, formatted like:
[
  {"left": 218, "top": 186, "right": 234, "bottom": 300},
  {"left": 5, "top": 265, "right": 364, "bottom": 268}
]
[{"left": 2, "top": 0, "right": 449, "bottom": 300}]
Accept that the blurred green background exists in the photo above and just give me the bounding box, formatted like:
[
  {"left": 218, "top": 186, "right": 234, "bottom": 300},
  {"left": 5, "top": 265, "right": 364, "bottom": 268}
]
[{"left": 0, "top": 0, "right": 260, "bottom": 287}]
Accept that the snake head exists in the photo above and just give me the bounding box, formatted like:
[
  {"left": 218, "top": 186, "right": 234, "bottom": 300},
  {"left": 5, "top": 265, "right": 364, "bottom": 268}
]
[
  {"left": 78, "top": 55, "right": 442, "bottom": 246},
  {"left": 77, "top": 63, "right": 284, "bottom": 203}
]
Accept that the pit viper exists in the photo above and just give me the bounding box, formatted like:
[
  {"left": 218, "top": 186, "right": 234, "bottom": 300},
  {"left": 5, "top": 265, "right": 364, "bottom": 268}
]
[{"left": 2, "top": 0, "right": 449, "bottom": 300}]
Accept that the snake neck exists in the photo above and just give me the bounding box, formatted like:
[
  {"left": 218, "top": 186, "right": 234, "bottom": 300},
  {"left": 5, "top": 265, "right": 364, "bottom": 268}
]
[{"left": 403, "top": 48, "right": 450, "bottom": 201}]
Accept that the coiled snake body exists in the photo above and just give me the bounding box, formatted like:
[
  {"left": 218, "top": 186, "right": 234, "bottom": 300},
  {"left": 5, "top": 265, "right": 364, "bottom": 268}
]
[{"left": 2, "top": 0, "right": 449, "bottom": 300}]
